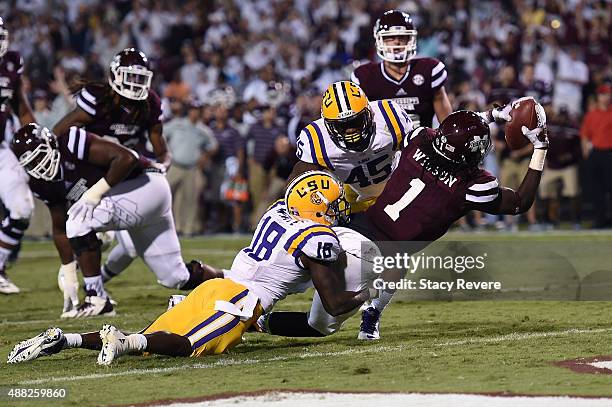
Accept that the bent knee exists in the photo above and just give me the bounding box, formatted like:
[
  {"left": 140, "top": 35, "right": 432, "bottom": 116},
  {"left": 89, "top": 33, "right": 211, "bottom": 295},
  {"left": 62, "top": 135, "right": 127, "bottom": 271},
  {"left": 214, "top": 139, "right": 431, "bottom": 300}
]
[{"left": 307, "top": 318, "right": 341, "bottom": 336}]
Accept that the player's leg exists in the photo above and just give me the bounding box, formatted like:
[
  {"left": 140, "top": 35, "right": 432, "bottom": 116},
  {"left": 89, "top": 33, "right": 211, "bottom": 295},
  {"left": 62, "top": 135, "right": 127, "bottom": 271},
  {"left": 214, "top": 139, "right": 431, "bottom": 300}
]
[
  {"left": 64, "top": 176, "right": 166, "bottom": 316},
  {"left": 98, "top": 279, "right": 261, "bottom": 365},
  {"left": 359, "top": 239, "right": 427, "bottom": 340},
  {"left": 101, "top": 230, "right": 137, "bottom": 282},
  {"left": 126, "top": 172, "right": 223, "bottom": 289},
  {"left": 97, "top": 325, "right": 190, "bottom": 366},
  {"left": 0, "top": 145, "right": 34, "bottom": 294},
  {"left": 7, "top": 328, "right": 101, "bottom": 363}
]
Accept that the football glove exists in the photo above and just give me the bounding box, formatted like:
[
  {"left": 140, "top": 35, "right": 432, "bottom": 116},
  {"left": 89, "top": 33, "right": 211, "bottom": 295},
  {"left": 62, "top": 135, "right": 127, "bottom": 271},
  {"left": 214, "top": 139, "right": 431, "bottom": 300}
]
[
  {"left": 522, "top": 126, "right": 549, "bottom": 149},
  {"left": 67, "top": 178, "right": 111, "bottom": 222}
]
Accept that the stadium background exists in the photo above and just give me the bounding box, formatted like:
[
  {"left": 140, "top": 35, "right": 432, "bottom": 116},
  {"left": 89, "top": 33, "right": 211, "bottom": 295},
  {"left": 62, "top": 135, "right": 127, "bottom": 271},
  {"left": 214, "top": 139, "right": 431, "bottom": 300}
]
[{"left": 1, "top": 0, "right": 610, "bottom": 236}]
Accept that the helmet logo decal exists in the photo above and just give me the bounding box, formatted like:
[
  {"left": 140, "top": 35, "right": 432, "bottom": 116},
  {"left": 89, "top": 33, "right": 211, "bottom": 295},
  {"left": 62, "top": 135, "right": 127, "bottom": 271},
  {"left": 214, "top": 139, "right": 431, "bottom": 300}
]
[
  {"left": 469, "top": 135, "right": 489, "bottom": 152},
  {"left": 310, "top": 191, "right": 324, "bottom": 205}
]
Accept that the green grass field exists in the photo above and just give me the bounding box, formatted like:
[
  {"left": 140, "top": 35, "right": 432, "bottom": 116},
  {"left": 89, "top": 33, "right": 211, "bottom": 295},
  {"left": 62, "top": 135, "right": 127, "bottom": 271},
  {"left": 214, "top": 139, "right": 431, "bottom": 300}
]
[{"left": 1, "top": 233, "right": 612, "bottom": 406}]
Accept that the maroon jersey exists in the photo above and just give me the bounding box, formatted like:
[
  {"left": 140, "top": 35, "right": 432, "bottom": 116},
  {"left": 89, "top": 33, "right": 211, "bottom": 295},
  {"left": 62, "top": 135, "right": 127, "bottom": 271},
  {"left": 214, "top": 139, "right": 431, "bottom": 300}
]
[
  {"left": 0, "top": 50, "right": 24, "bottom": 141},
  {"left": 75, "top": 84, "right": 162, "bottom": 155},
  {"left": 351, "top": 57, "right": 447, "bottom": 128},
  {"left": 364, "top": 128, "right": 499, "bottom": 241},
  {"left": 29, "top": 126, "right": 144, "bottom": 209}
]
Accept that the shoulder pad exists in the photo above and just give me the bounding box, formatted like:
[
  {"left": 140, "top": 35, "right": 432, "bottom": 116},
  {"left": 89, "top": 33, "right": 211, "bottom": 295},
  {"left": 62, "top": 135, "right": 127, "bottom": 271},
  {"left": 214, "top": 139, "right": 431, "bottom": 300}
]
[{"left": 284, "top": 224, "right": 341, "bottom": 262}]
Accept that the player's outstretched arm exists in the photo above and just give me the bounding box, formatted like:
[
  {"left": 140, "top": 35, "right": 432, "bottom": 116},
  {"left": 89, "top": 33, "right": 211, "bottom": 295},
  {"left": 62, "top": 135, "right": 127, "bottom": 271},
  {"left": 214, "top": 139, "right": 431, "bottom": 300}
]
[
  {"left": 474, "top": 128, "right": 548, "bottom": 216},
  {"left": 306, "top": 255, "right": 370, "bottom": 317}
]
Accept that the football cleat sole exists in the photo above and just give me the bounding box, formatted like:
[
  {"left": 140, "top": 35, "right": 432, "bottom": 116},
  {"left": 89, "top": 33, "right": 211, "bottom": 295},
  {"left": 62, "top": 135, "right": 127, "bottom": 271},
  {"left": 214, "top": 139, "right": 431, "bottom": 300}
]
[{"left": 7, "top": 328, "right": 65, "bottom": 363}]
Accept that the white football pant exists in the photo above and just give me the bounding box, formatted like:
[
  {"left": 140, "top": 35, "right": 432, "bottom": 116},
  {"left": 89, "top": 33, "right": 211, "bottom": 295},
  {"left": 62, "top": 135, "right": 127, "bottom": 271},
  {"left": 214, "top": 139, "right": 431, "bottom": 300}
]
[{"left": 66, "top": 173, "right": 189, "bottom": 288}]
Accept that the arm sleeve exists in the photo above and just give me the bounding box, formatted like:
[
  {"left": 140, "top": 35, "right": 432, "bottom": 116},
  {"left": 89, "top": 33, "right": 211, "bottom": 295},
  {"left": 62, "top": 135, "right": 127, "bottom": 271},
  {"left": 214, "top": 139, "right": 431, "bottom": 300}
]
[
  {"left": 465, "top": 172, "right": 500, "bottom": 205},
  {"left": 65, "top": 126, "right": 92, "bottom": 161},
  {"left": 430, "top": 60, "right": 448, "bottom": 91},
  {"left": 75, "top": 86, "right": 98, "bottom": 117},
  {"left": 295, "top": 128, "right": 316, "bottom": 164},
  {"left": 299, "top": 229, "right": 341, "bottom": 263},
  {"left": 17, "top": 55, "right": 24, "bottom": 75}
]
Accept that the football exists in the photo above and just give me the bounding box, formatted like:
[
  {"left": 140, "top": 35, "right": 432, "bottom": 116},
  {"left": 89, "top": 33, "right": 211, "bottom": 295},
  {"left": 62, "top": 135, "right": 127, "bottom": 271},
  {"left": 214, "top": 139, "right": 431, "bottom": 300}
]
[{"left": 504, "top": 97, "right": 544, "bottom": 150}]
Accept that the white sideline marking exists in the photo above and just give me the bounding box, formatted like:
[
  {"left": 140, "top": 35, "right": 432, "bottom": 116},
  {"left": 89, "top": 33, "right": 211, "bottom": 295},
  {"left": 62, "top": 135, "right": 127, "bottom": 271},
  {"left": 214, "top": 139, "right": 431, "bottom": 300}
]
[
  {"left": 18, "top": 327, "right": 612, "bottom": 385},
  {"left": 434, "top": 327, "right": 612, "bottom": 347},
  {"left": 159, "top": 391, "right": 612, "bottom": 407},
  {"left": 590, "top": 361, "right": 612, "bottom": 370}
]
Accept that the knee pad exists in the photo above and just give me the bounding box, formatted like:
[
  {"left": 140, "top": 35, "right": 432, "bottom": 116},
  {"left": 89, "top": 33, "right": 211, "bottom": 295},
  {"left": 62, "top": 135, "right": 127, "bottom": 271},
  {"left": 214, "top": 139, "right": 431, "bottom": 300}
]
[
  {"left": 69, "top": 231, "right": 102, "bottom": 256},
  {"left": 0, "top": 217, "right": 30, "bottom": 245},
  {"left": 307, "top": 316, "right": 340, "bottom": 336}
]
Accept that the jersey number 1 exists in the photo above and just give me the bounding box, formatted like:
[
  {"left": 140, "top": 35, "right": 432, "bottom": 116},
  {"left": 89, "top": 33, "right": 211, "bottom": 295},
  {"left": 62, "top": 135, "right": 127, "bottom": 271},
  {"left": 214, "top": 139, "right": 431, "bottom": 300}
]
[{"left": 383, "top": 178, "right": 426, "bottom": 221}]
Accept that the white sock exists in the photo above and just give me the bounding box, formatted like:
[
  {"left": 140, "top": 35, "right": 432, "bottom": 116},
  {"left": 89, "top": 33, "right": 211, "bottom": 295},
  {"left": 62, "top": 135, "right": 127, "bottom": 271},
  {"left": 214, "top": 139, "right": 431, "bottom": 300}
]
[
  {"left": 127, "top": 334, "right": 147, "bottom": 351},
  {"left": 371, "top": 289, "right": 396, "bottom": 313},
  {"left": 0, "top": 246, "right": 11, "bottom": 271},
  {"left": 83, "top": 275, "right": 107, "bottom": 298},
  {"left": 64, "top": 333, "right": 82, "bottom": 348}
]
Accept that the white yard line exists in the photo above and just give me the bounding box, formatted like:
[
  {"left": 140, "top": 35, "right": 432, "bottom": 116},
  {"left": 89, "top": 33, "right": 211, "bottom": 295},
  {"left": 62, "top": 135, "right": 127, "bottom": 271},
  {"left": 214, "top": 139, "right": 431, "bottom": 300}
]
[
  {"left": 18, "top": 327, "right": 612, "bottom": 385},
  {"left": 434, "top": 327, "right": 612, "bottom": 347},
  {"left": 154, "top": 392, "right": 612, "bottom": 407}
]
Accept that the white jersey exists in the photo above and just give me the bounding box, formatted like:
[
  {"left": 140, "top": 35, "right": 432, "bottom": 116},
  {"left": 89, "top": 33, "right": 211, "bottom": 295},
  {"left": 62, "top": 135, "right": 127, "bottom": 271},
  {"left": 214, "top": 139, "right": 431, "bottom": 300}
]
[
  {"left": 296, "top": 100, "right": 412, "bottom": 200},
  {"left": 225, "top": 200, "right": 342, "bottom": 312}
]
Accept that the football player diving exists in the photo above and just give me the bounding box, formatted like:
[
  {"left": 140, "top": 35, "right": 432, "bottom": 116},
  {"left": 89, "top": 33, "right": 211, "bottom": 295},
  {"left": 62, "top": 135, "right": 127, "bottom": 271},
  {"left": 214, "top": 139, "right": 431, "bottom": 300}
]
[
  {"left": 52, "top": 48, "right": 170, "bottom": 291},
  {"left": 0, "top": 17, "right": 36, "bottom": 294},
  {"left": 265, "top": 101, "right": 548, "bottom": 341},
  {"left": 8, "top": 171, "right": 377, "bottom": 365},
  {"left": 350, "top": 9, "right": 453, "bottom": 338},
  {"left": 9, "top": 123, "right": 204, "bottom": 318}
]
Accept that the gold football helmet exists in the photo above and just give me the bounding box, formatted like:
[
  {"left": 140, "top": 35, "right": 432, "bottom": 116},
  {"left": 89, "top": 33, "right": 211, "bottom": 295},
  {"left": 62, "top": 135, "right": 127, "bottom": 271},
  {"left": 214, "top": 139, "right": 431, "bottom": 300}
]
[
  {"left": 321, "top": 81, "right": 374, "bottom": 152},
  {"left": 285, "top": 171, "right": 350, "bottom": 226}
]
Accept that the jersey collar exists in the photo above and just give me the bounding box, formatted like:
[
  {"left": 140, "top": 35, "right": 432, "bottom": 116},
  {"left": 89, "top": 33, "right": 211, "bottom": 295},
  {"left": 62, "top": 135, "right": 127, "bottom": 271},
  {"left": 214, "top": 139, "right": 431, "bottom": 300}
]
[{"left": 380, "top": 62, "right": 411, "bottom": 85}]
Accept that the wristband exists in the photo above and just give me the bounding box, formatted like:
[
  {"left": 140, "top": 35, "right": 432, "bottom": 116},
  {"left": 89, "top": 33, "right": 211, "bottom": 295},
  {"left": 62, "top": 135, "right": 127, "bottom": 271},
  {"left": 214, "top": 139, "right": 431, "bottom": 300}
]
[
  {"left": 83, "top": 177, "right": 112, "bottom": 202},
  {"left": 529, "top": 148, "right": 547, "bottom": 171}
]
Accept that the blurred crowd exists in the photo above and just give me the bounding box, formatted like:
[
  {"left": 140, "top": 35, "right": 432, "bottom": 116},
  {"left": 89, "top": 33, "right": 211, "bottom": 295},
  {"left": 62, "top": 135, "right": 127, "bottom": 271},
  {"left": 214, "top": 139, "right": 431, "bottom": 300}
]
[{"left": 1, "top": 0, "right": 610, "bottom": 235}]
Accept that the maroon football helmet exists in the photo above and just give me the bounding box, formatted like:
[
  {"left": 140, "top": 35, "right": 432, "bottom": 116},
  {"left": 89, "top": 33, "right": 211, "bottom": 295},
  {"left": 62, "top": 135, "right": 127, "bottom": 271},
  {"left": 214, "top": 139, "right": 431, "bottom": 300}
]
[
  {"left": 374, "top": 10, "right": 417, "bottom": 63},
  {"left": 108, "top": 48, "right": 153, "bottom": 101},
  {"left": 0, "top": 17, "right": 9, "bottom": 57},
  {"left": 431, "top": 111, "right": 491, "bottom": 168},
  {"left": 11, "top": 123, "right": 60, "bottom": 181}
]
